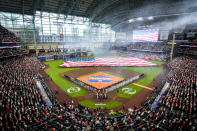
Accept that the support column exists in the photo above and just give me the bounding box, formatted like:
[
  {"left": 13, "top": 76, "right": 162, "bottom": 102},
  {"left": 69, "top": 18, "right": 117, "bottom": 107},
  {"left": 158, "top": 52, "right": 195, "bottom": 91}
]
[
  {"left": 22, "top": 0, "right": 27, "bottom": 43},
  {"left": 32, "top": 15, "right": 37, "bottom": 56},
  {"left": 36, "top": 50, "right": 39, "bottom": 56},
  {"left": 170, "top": 34, "right": 176, "bottom": 61},
  {"left": 168, "top": 33, "right": 176, "bottom": 61}
]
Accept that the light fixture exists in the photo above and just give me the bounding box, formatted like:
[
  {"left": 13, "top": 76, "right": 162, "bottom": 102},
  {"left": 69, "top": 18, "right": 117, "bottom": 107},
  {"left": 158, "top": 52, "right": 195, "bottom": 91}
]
[
  {"left": 136, "top": 17, "right": 143, "bottom": 21},
  {"left": 128, "top": 19, "right": 134, "bottom": 23},
  {"left": 148, "top": 16, "right": 154, "bottom": 20}
]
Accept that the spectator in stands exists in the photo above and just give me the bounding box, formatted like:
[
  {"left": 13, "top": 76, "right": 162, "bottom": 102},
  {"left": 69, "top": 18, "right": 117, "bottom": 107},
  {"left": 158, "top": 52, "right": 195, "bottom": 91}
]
[
  {"left": 0, "top": 25, "right": 21, "bottom": 46},
  {"left": 0, "top": 50, "right": 196, "bottom": 130}
]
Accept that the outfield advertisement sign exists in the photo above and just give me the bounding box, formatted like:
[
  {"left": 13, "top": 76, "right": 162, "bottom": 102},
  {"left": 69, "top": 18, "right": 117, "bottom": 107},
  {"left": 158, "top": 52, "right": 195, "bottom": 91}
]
[{"left": 36, "top": 81, "right": 52, "bottom": 107}]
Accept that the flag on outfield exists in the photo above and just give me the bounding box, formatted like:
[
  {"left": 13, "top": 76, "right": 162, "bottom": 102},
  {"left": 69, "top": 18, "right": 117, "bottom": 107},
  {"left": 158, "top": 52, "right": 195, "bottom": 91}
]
[{"left": 60, "top": 57, "right": 157, "bottom": 67}]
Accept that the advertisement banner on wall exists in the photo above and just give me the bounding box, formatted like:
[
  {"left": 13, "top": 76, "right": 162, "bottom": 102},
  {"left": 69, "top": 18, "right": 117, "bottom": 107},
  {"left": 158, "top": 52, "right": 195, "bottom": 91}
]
[
  {"left": 37, "top": 46, "right": 43, "bottom": 49},
  {"left": 28, "top": 46, "right": 35, "bottom": 49},
  {"left": 44, "top": 46, "right": 50, "bottom": 49},
  {"left": 58, "top": 45, "right": 63, "bottom": 48}
]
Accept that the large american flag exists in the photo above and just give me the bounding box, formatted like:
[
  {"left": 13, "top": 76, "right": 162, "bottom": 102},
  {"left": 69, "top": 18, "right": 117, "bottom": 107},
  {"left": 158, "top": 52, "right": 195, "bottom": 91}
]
[
  {"left": 60, "top": 57, "right": 157, "bottom": 67},
  {"left": 133, "top": 29, "right": 159, "bottom": 42}
]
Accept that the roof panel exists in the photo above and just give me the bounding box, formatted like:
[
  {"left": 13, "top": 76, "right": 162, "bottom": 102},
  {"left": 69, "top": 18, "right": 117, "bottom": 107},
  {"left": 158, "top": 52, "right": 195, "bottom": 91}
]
[
  {"left": 0, "top": 0, "right": 195, "bottom": 31},
  {"left": 0, "top": 0, "right": 100, "bottom": 18}
]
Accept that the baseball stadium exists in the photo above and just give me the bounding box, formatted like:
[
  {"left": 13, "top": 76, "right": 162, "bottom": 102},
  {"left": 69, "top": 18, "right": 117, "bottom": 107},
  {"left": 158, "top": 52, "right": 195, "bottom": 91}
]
[{"left": 0, "top": 0, "right": 197, "bottom": 130}]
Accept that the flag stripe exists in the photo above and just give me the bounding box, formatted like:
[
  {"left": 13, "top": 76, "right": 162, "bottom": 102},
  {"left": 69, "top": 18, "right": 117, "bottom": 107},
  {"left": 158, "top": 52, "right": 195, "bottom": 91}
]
[{"left": 60, "top": 57, "right": 157, "bottom": 67}]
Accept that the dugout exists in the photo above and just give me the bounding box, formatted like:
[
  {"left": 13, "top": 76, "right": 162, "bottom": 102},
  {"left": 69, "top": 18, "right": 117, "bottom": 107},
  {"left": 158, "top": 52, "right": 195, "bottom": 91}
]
[
  {"left": 55, "top": 54, "right": 70, "bottom": 60},
  {"left": 37, "top": 55, "right": 54, "bottom": 62}
]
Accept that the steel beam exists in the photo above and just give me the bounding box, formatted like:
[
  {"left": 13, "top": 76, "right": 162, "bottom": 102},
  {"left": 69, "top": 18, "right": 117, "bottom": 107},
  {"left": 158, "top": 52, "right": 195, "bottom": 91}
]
[
  {"left": 89, "top": 0, "right": 121, "bottom": 22},
  {"left": 97, "top": 0, "right": 197, "bottom": 28},
  {"left": 21, "top": 0, "right": 27, "bottom": 43},
  {"left": 64, "top": 0, "right": 80, "bottom": 17},
  {"left": 84, "top": 0, "right": 95, "bottom": 17},
  {"left": 57, "top": 0, "right": 67, "bottom": 18},
  {"left": 40, "top": 0, "right": 45, "bottom": 13}
]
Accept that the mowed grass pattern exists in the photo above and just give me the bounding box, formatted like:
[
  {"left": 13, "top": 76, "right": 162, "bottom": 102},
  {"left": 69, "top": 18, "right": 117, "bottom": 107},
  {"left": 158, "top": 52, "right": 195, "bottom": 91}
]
[{"left": 44, "top": 60, "right": 87, "bottom": 97}]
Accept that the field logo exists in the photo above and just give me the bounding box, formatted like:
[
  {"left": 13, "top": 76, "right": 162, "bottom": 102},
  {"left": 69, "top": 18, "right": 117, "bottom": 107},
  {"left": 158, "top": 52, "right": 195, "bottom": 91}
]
[
  {"left": 67, "top": 87, "right": 80, "bottom": 93},
  {"left": 88, "top": 75, "right": 113, "bottom": 83},
  {"left": 77, "top": 72, "right": 124, "bottom": 89},
  {"left": 121, "top": 88, "right": 136, "bottom": 94}
]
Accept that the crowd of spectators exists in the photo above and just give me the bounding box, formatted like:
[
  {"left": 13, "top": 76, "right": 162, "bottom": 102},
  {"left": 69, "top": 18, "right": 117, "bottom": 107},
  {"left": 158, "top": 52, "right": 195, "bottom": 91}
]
[
  {"left": 0, "top": 55, "right": 122, "bottom": 130},
  {"left": 38, "top": 48, "right": 89, "bottom": 56},
  {"left": 116, "top": 56, "right": 197, "bottom": 130},
  {"left": 111, "top": 42, "right": 171, "bottom": 52},
  {"left": 0, "top": 25, "right": 21, "bottom": 46},
  {"left": 159, "top": 57, "right": 197, "bottom": 130},
  {"left": 38, "top": 49, "right": 63, "bottom": 56},
  {"left": 172, "top": 30, "right": 197, "bottom": 42},
  {"left": 111, "top": 42, "right": 171, "bottom": 61},
  {"left": 175, "top": 46, "right": 197, "bottom": 56},
  {"left": 127, "top": 42, "right": 170, "bottom": 52},
  {"left": 166, "top": 57, "right": 197, "bottom": 114},
  {"left": 127, "top": 51, "right": 169, "bottom": 61},
  {"left": 0, "top": 49, "right": 27, "bottom": 58},
  {"left": 0, "top": 51, "right": 196, "bottom": 130},
  {"left": 0, "top": 56, "right": 45, "bottom": 130}
]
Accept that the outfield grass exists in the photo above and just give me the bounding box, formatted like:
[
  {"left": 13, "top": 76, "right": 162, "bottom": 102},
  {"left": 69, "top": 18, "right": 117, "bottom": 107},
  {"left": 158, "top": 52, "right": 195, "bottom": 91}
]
[
  {"left": 44, "top": 59, "right": 164, "bottom": 108},
  {"left": 44, "top": 60, "right": 80, "bottom": 73},
  {"left": 44, "top": 60, "right": 87, "bottom": 97},
  {"left": 79, "top": 100, "right": 122, "bottom": 109},
  {"left": 116, "top": 60, "right": 164, "bottom": 98}
]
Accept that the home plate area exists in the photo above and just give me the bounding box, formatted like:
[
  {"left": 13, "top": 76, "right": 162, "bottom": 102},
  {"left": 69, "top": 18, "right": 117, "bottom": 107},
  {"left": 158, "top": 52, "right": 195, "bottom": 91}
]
[{"left": 62, "top": 67, "right": 143, "bottom": 92}]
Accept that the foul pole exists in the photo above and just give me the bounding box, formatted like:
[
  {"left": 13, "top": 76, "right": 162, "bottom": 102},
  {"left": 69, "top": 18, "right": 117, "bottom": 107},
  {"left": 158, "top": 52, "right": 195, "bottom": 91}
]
[{"left": 168, "top": 33, "right": 176, "bottom": 61}]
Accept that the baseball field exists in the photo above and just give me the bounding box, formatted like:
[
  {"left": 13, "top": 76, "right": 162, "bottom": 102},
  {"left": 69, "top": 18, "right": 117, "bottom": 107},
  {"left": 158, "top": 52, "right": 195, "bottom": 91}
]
[{"left": 43, "top": 59, "right": 165, "bottom": 110}]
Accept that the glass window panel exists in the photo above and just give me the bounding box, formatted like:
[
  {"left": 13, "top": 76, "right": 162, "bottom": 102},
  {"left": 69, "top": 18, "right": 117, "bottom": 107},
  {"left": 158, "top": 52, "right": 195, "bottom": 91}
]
[{"left": 0, "top": 11, "right": 115, "bottom": 42}]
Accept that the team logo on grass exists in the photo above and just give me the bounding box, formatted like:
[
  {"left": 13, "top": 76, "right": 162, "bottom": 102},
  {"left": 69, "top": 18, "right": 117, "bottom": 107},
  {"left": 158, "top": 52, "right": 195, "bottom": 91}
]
[
  {"left": 121, "top": 88, "right": 136, "bottom": 94},
  {"left": 67, "top": 87, "right": 81, "bottom": 93},
  {"left": 77, "top": 72, "right": 124, "bottom": 89},
  {"left": 88, "top": 75, "right": 113, "bottom": 83}
]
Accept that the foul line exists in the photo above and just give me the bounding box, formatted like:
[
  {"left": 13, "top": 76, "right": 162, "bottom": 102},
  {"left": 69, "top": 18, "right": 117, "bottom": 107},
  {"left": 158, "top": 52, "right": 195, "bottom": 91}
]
[{"left": 133, "top": 83, "right": 153, "bottom": 90}]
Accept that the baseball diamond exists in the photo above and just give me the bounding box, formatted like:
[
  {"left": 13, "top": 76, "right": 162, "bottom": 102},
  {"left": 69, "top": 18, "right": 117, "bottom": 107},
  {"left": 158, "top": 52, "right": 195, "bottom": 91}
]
[
  {"left": 77, "top": 72, "right": 124, "bottom": 89},
  {"left": 1, "top": 0, "right": 197, "bottom": 130}
]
